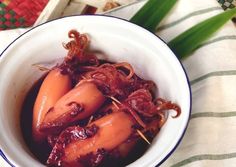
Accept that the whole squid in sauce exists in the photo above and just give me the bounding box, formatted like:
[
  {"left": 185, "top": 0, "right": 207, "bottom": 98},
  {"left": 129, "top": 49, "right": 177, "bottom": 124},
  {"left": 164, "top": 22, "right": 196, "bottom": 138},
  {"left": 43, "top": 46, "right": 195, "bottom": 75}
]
[{"left": 24, "top": 30, "right": 181, "bottom": 167}]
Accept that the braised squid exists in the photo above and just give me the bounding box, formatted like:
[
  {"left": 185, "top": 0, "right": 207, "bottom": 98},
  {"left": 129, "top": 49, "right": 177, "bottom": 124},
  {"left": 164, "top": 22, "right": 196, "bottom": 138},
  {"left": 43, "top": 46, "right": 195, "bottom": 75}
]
[{"left": 21, "top": 30, "right": 181, "bottom": 167}]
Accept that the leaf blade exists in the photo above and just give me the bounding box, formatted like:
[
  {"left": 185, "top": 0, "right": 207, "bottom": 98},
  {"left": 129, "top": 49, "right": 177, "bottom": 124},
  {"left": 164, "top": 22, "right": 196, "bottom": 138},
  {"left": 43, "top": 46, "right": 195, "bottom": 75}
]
[
  {"left": 130, "top": 0, "right": 177, "bottom": 32},
  {"left": 168, "top": 8, "right": 236, "bottom": 59}
]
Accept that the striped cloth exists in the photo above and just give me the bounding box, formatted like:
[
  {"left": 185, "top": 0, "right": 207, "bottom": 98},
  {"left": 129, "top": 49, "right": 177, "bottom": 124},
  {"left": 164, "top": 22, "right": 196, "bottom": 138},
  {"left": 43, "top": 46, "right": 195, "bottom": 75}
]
[
  {"left": 155, "top": 0, "right": 236, "bottom": 166},
  {"left": 0, "top": 0, "right": 236, "bottom": 167},
  {"left": 156, "top": 0, "right": 236, "bottom": 166}
]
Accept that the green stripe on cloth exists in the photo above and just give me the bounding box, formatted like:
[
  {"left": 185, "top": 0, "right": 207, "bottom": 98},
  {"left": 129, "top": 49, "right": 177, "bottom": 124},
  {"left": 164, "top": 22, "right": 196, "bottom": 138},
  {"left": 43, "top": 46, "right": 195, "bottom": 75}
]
[
  {"left": 156, "top": 6, "right": 222, "bottom": 31},
  {"left": 171, "top": 152, "right": 236, "bottom": 167},
  {"left": 197, "top": 35, "right": 236, "bottom": 49},
  {"left": 191, "top": 111, "right": 236, "bottom": 119},
  {"left": 190, "top": 70, "right": 236, "bottom": 85}
]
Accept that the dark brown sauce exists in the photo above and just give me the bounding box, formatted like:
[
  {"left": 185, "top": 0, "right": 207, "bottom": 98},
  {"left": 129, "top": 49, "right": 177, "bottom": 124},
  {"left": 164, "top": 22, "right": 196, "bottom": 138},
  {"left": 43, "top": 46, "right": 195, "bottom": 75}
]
[{"left": 20, "top": 75, "right": 148, "bottom": 166}]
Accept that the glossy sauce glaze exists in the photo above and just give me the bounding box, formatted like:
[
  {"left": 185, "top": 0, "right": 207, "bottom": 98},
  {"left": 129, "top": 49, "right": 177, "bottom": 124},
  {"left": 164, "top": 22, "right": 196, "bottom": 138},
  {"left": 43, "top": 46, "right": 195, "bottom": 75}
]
[
  {"left": 20, "top": 77, "right": 148, "bottom": 166},
  {"left": 20, "top": 30, "right": 181, "bottom": 167}
]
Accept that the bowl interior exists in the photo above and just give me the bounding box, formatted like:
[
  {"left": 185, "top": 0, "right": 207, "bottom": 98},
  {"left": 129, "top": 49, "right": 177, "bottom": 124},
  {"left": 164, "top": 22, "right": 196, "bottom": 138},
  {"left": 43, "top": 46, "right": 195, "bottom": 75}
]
[{"left": 0, "top": 15, "right": 191, "bottom": 167}]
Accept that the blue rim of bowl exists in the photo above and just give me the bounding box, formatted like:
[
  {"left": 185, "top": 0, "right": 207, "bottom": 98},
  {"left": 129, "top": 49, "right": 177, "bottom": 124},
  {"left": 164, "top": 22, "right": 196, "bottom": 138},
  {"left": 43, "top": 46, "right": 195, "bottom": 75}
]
[
  {"left": 0, "top": 14, "right": 192, "bottom": 167},
  {"left": 0, "top": 149, "right": 15, "bottom": 167}
]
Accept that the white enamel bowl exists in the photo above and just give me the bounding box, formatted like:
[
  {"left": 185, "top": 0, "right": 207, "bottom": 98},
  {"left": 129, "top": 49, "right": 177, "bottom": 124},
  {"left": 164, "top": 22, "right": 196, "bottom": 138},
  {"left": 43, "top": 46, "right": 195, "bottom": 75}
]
[{"left": 0, "top": 15, "right": 191, "bottom": 167}]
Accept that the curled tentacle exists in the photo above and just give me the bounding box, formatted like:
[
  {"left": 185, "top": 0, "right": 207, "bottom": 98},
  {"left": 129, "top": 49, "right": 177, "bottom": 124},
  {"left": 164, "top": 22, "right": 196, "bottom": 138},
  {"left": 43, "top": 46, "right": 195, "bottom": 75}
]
[
  {"left": 68, "top": 30, "right": 80, "bottom": 42},
  {"left": 114, "top": 62, "right": 134, "bottom": 79},
  {"left": 155, "top": 98, "right": 181, "bottom": 118},
  {"left": 81, "top": 63, "right": 155, "bottom": 101},
  {"left": 63, "top": 30, "right": 98, "bottom": 69},
  {"left": 83, "top": 63, "right": 134, "bottom": 98},
  {"left": 64, "top": 30, "right": 88, "bottom": 53}
]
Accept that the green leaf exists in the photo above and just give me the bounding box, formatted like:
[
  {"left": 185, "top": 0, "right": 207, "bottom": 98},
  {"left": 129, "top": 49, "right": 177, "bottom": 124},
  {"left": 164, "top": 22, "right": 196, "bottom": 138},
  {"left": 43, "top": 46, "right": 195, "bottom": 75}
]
[
  {"left": 168, "top": 8, "right": 236, "bottom": 59},
  {"left": 130, "top": 0, "right": 177, "bottom": 32}
]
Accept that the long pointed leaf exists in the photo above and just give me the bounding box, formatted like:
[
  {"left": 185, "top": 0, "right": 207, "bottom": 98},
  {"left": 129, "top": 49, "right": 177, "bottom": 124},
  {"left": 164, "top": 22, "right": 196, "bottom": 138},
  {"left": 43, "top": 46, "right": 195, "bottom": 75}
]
[
  {"left": 168, "top": 8, "right": 236, "bottom": 59},
  {"left": 130, "top": 0, "right": 177, "bottom": 32}
]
